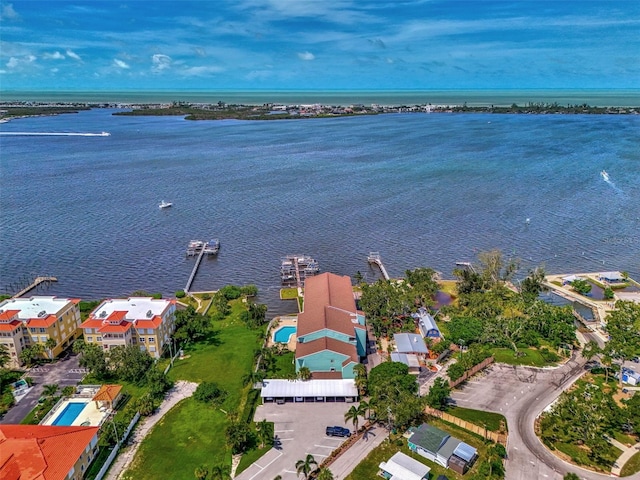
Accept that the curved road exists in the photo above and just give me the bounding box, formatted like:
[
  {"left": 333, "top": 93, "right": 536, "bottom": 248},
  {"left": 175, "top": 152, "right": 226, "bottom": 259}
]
[{"left": 450, "top": 340, "right": 640, "bottom": 480}]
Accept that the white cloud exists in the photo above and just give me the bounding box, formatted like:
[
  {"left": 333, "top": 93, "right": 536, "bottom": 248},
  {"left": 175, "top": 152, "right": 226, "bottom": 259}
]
[
  {"left": 6, "top": 57, "right": 19, "bottom": 68},
  {"left": 43, "top": 51, "right": 65, "bottom": 60},
  {"left": 297, "top": 51, "right": 315, "bottom": 61},
  {"left": 5, "top": 54, "right": 36, "bottom": 70},
  {"left": 66, "top": 49, "right": 82, "bottom": 61},
  {"left": 50, "top": 67, "right": 59, "bottom": 73},
  {"left": 180, "top": 65, "right": 224, "bottom": 77},
  {"left": 152, "top": 54, "right": 172, "bottom": 72},
  {"left": 113, "top": 58, "right": 130, "bottom": 69},
  {"left": 1, "top": 3, "right": 19, "bottom": 20}
]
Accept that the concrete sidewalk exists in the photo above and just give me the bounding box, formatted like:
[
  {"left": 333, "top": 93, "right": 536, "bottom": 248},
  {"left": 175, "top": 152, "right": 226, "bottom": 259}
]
[
  {"left": 327, "top": 425, "right": 388, "bottom": 479},
  {"left": 610, "top": 439, "right": 640, "bottom": 477}
]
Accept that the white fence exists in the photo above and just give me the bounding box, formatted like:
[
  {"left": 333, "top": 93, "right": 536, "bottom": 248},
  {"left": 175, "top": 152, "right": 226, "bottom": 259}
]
[{"left": 93, "top": 412, "right": 141, "bottom": 480}]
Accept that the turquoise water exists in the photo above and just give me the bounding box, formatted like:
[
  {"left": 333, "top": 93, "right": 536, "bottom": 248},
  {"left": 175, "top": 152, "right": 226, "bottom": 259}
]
[
  {"left": 52, "top": 402, "right": 87, "bottom": 426},
  {"left": 274, "top": 326, "right": 296, "bottom": 343},
  {"left": 0, "top": 109, "right": 638, "bottom": 316}
]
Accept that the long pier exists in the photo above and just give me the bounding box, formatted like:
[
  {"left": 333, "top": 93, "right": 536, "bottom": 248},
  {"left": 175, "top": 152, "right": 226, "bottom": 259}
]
[
  {"left": 185, "top": 248, "right": 206, "bottom": 293},
  {"left": 367, "top": 252, "right": 390, "bottom": 280},
  {"left": 12, "top": 276, "right": 58, "bottom": 298}
]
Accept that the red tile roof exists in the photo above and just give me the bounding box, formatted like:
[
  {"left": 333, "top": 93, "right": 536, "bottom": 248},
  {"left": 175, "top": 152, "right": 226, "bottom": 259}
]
[
  {"left": 92, "top": 385, "right": 122, "bottom": 403},
  {"left": 26, "top": 315, "right": 58, "bottom": 328},
  {"left": 0, "top": 310, "right": 20, "bottom": 321},
  {"left": 107, "top": 311, "right": 128, "bottom": 321},
  {"left": 134, "top": 315, "right": 162, "bottom": 329},
  {"left": 0, "top": 320, "right": 21, "bottom": 332},
  {"left": 80, "top": 319, "right": 103, "bottom": 330},
  {"left": 0, "top": 425, "right": 98, "bottom": 480}
]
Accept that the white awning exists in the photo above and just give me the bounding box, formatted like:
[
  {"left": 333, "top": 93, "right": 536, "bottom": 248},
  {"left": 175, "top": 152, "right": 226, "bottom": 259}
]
[{"left": 260, "top": 379, "right": 358, "bottom": 398}]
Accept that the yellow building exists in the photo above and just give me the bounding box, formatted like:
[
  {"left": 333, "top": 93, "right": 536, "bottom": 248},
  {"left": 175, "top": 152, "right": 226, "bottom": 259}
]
[
  {"left": 80, "top": 297, "right": 176, "bottom": 358},
  {"left": 0, "top": 296, "right": 81, "bottom": 368}
]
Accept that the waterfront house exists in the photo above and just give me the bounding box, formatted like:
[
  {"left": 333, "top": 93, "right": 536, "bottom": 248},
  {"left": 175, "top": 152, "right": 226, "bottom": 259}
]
[
  {"left": 394, "top": 333, "right": 429, "bottom": 355},
  {"left": 295, "top": 273, "right": 366, "bottom": 379},
  {"left": 408, "top": 424, "right": 477, "bottom": 470},
  {"left": 0, "top": 296, "right": 81, "bottom": 368},
  {"left": 0, "top": 424, "right": 99, "bottom": 480},
  {"left": 379, "top": 451, "right": 431, "bottom": 480},
  {"left": 80, "top": 297, "right": 176, "bottom": 358},
  {"left": 413, "top": 307, "right": 441, "bottom": 338}
]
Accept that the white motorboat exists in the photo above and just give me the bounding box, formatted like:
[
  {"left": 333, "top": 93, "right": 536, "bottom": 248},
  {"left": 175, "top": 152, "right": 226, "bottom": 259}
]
[
  {"left": 159, "top": 200, "right": 173, "bottom": 209},
  {"left": 600, "top": 170, "right": 609, "bottom": 181}
]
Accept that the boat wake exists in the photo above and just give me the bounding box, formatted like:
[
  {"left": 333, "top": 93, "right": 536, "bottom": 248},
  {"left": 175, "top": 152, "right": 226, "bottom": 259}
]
[{"left": 0, "top": 131, "right": 110, "bottom": 137}]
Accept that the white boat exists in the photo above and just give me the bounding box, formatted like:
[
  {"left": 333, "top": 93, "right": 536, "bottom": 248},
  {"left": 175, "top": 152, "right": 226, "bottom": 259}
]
[
  {"left": 159, "top": 200, "right": 173, "bottom": 209},
  {"left": 601, "top": 170, "right": 609, "bottom": 181}
]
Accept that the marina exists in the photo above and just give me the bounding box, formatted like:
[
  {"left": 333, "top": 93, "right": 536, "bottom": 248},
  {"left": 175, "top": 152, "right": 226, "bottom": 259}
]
[{"left": 280, "top": 255, "right": 320, "bottom": 288}]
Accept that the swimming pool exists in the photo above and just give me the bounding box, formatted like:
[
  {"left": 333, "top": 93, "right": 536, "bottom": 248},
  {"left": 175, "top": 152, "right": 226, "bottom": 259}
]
[
  {"left": 52, "top": 402, "right": 87, "bottom": 426},
  {"left": 273, "top": 326, "right": 296, "bottom": 343}
]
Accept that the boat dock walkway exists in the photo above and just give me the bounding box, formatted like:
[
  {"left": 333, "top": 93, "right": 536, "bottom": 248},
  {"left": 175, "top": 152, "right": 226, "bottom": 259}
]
[
  {"left": 280, "top": 255, "right": 320, "bottom": 288},
  {"left": 367, "top": 252, "right": 390, "bottom": 280},
  {"left": 185, "top": 248, "right": 206, "bottom": 293},
  {"left": 12, "top": 276, "right": 58, "bottom": 298}
]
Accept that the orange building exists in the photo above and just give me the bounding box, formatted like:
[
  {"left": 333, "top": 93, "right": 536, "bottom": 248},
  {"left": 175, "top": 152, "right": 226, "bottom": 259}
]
[{"left": 0, "top": 424, "right": 99, "bottom": 480}]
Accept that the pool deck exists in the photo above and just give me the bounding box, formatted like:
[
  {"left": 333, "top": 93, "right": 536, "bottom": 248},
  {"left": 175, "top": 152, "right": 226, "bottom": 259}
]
[
  {"left": 267, "top": 315, "right": 298, "bottom": 351},
  {"left": 42, "top": 398, "right": 109, "bottom": 427}
]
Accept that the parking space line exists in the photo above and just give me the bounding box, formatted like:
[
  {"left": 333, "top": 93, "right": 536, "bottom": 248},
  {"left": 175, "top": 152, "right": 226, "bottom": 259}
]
[
  {"left": 275, "top": 429, "right": 294, "bottom": 432},
  {"left": 307, "top": 452, "right": 329, "bottom": 458},
  {"left": 249, "top": 450, "right": 283, "bottom": 479},
  {"left": 314, "top": 444, "right": 337, "bottom": 448}
]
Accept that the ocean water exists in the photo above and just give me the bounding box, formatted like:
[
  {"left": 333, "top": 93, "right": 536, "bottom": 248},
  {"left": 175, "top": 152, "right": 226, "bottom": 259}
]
[
  {"left": 1, "top": 109, "right": 639, "bottom": 315},
  {"left": 2, "top": 89, "right": 640, "bottom": 107}
]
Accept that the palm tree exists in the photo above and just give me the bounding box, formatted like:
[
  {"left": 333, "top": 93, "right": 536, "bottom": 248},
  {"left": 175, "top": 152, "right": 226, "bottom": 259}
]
[
  {"left": 243, "top": 370, "right": 266, "bottom": 386},
  {"left": 297, "top": 366, "right": 312, "bottom": 381},
  {"left": 295, "top": 454, "right": 317, "bottom": 479},
  {"left": 45, "top": 337, "right": 57, "bottom": 360},
  {"left": 359, "top": 400, "right": 371, "bottom": 421},
  {"left": 256, "top": 419, "right": 272, "bottom": 448},
  {"left": 43, "top": 384, "right": 59, "bottom": 397},
  {"left": 194, "top": 465, "right": 209, "bottom": 480},
  {"left": 0, "top": 344, "right": 10, "bottom": 369},
  {"left": 209, "top": 464, "right": 231, "bottom": 480},
  {"left": 316, "top": 467, "right": 334, "bottom": 480},
  {"left": 353, "top": 363, "right": 368, "bottom": 395},
  {"left": 344, "top": 405, "right": 361, "bottom": 434}
]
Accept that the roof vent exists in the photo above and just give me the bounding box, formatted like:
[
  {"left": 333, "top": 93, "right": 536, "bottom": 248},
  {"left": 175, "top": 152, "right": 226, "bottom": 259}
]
[
  {"left": 146, "top": 310, "right": 153, "bottom": 318},
  {"left": 38, "top": 310, "right": 47, "bottom": 317},
  {"left": 99, "top": 311, "right": 108, "bottom": 318}
]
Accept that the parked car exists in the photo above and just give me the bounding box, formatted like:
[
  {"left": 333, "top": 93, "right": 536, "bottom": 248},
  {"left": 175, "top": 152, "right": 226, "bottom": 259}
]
[{"left": 326, "top": 426, "right": 351, "bottom": 437}]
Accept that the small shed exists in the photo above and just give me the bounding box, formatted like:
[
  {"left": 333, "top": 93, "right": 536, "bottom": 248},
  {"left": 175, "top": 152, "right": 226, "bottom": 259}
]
[
  {"left": 448, "top": 455, "right": 468, "bottom": 475},
  {"left": 452, "top": 441, "right": 478, "bottom": 464},
  {"left": 379, "top": 451, "right": 431, "bottom": 480},
  {"left": 395, "top": 333, "right": 429, "bottom": 355},
  {"left": 408, "top": 424, "right": 451, "bottom": 467},
  {"left": 561, "top": 275, "right": 584, "bottom": 285}
]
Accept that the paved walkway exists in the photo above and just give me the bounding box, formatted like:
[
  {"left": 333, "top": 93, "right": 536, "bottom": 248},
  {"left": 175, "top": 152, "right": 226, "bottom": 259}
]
[
  {"left": 610, "top": 439, "right": 640, "bottom": 477},
  {"left": 105, "top": 381, "right": 197, "bottom": 480},
  {"left": 328, "top": 426, "right": 388, "bottom": 479}
]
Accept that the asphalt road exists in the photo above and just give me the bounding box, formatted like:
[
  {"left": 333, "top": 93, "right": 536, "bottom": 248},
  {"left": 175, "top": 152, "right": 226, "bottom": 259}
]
[
  {"left": 1, "top": 355, "right": 87, "bottom": 424},
  {"left": 451, "top": 349, "right": 640, "bottom": 480}
]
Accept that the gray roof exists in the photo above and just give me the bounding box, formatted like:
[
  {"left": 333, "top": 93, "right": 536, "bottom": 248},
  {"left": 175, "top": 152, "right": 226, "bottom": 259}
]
[
  {"left": 409, "top": 424, "right": 450, "bottom": 453},
  {"left": 391, "top": 352, "right": 420, "bottom": 368},
  {"left": 379, "top": 452, "right": 431, "bottom": 480},
  {"left": 452, "top": 442, "right": 477, "bottom": 462},
  {"left": 260, "top": 379, "right": 357, "bottom": 398},
  {"left": 395, "top": 333, "right": 429, "bottom": 354},
  {"left": 438, "top": 436, "right": 461, "bottom": 460},
  {"left": 417, "top": 310, "right": 439, "bottom": 336}
]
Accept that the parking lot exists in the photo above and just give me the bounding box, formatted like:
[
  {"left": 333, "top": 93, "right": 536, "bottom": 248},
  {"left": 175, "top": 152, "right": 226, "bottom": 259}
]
[{"left": 235, "top": 402, "right": 353, "bottom": 480}]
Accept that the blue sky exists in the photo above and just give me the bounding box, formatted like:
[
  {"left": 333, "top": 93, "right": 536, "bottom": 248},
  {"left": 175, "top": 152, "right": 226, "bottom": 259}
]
[{"left": 1, "top": 0, "right": 639, "bottom": 91}]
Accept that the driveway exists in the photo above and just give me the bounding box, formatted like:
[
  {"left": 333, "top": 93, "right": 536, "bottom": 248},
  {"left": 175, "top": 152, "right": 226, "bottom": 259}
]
[
  {"left": 235, "top": 402, "right": 354, "bottom": 480},
  {"left": 450, "top": 354, "right": 640, "bottom": 480},
  {"left": 1, "top": 355, "right": 87, "bottom": 424}
]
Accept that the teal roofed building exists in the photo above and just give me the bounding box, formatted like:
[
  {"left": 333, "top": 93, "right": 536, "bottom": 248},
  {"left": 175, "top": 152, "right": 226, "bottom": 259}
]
[{"left": 295, "top": 273, "right": 366, "bottom": 379}]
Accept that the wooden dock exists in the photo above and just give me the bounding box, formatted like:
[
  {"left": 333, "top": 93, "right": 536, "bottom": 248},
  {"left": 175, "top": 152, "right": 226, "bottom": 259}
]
[
  {"left": 12, "top": 276, "right": 57, "bottom": 298},
  {"left": 367, "top": 252, "right": 390, "bottom": 280},
  {"left": 185, "top": 248, "right": 206, "bottom": 293}
]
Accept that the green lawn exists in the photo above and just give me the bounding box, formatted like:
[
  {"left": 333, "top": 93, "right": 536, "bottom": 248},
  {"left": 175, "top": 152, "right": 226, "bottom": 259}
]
[
  {"left": 280, "top": 288, "right": 298, "bottom": 300},
  {"left": 269, "top": 351, "right": 295, "bottom": 378},
  {"left": 446, "top": 406, "right": 507, "bottom": 432},
  {"left": 123, "top": 398, "right": 230, "bottom": 480},
  {"left": 492, "top": 347, "right": 550, "bottom": 367},
  {"left": 621, "top": 451, "right": 640, "bottom": 477},
  {"left": 123, "top": 301, "right": 262, "bottom": 479},
  {"left": 612, "top": 431, "right": 638, "bottom": 447},
  {"left": 555, "top": 442, "right": 621, "bottom": 471}
]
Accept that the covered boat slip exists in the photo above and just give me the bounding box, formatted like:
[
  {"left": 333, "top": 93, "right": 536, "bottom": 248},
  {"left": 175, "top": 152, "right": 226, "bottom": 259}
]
[{"left": 260, "top": 379, "right": 358, "bottom": 403}]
